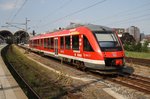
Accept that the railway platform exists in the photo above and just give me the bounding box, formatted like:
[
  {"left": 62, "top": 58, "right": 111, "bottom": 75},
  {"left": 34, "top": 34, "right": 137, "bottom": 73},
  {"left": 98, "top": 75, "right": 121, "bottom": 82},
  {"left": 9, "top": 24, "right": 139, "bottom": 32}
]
[{"left": 0, "top": 44, "right": 27, "bottom": 99}]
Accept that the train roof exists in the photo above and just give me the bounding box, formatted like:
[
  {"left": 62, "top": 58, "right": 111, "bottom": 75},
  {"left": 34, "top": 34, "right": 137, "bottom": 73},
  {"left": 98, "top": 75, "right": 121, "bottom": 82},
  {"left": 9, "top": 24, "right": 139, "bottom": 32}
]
[
  {"left": 65, "top": 23, "right": 113, "bottom": 32},
  {"left": 30, "top": 24, "right": 113, "bottom": 40}
]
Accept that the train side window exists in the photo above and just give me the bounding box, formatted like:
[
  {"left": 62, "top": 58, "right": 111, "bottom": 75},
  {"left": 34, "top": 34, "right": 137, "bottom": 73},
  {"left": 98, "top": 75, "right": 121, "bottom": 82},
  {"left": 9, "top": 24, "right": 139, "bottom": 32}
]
[
  {"left": 83, "top": 35, "right": 93, "bottom": 51},
  {"left": 44, "top": 38, "right": 47, "bottom": 48},
  {"left": 72, "top": 35, "right": 79, "bottom": 50},
  {"left": 50, "top": 38, "right": 54, "bottom": 49},
  {"left": 39, "top": 39, "right": 41, "bottom": 46},
  {"left": 37, "top": 39, "right": 39, "bottom": 46},
  {"left": 35, "top": 40, "right": 37, "bottom": 47},
  {"left": 47, "top": 38, "right": 51, "bottom": 49},
  {"left": 33, "top": 40, "right": 36, "bottom": 47},
  {"left": 30, "top": 40, "right": 32, "bottom": 47},
  {"left": 65, "top": 36, "right": 70, "bottom": 49},
  {"left": 60, "top": 37, "right": 64, "bottom": 49}
]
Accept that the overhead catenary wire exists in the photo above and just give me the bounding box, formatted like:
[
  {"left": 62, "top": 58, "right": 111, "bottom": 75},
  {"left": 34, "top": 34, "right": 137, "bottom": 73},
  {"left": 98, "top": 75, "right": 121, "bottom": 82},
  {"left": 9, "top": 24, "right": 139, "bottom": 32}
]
[
  {"left": 7, "top": 0, "right": 19, "bottom": 21},
  {"left": 32, "top": 0, "right": 73, "bottom": 28},
  {"left": 10, "top": 0, "right": 28, "bottom": 23},
  {"left": 91, "top": 1, "right": 150, "bottom": 23},
  {"left": 107, "top": 13, "right": 150, "bottom": 26},
  {"left": 116, "top": 16, "right": 150, "bottom": 25},
  {"left": 43, "top": 0, "right": 73, "bottom": 19},
  {"left": 29, "top": 0, "right": 150, "bottom": 34},
  {"left": 38, "top": 0, "right": 107, "bottom": 28}
]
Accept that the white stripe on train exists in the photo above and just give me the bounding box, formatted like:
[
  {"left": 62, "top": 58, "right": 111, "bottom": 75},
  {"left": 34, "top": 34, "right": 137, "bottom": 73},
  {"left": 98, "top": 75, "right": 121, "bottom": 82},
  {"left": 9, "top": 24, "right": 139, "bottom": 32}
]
[{"left": 30, "top": 47, "right": 105, "bottom": 65}]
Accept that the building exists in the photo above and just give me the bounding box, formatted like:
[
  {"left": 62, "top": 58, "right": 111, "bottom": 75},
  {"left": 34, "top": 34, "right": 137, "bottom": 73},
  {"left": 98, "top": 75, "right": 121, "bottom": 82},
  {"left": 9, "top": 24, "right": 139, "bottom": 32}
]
[
  {"left": 140, "top": 33, "right": 145, "bottom": 41},
  {"left": 126, "top": 26, "right": 140, "bottom": 42},
  {"left": 145, "top": 34, "right": 150, "bottom": 42}
]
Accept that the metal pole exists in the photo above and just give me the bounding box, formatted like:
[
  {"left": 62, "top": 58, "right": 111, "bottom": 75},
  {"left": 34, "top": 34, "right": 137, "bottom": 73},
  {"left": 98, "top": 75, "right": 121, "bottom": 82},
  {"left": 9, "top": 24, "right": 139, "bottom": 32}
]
[
  {"left": 25, "top": 18, "right": 30, "bottom": 44},
  {"left": 25, "top": 18, "right": 27, "bottom": 44}
]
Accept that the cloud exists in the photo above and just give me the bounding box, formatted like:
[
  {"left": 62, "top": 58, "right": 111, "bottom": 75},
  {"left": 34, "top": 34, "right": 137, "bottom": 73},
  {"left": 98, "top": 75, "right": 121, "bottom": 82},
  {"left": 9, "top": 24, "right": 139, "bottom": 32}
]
[
  {"left": 0, "top": 0, "right": 23, "bottom": 10},
  {"left": 0, "top": 2, "right": 15, "bottom": 10}
]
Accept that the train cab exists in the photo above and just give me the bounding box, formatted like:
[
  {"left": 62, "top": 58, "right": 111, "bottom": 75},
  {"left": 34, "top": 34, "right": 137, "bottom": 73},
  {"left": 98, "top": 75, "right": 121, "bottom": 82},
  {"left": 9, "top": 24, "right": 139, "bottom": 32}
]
[{"left": 80, "top": 24, "right": 125, "bottom": 70}]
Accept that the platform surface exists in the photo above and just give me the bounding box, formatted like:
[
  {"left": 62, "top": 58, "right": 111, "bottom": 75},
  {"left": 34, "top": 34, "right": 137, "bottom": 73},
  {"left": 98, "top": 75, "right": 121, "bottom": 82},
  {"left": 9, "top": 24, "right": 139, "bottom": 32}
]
[{"left": 0, "top": 44, "right": 27, "bottom": 99}]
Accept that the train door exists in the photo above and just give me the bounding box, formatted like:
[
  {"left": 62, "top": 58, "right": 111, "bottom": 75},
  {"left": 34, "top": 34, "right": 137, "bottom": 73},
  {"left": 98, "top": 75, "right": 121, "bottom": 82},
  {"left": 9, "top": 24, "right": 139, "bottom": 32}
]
[{"left": 54, "top": 38, "right": 58, "bottom": 55}]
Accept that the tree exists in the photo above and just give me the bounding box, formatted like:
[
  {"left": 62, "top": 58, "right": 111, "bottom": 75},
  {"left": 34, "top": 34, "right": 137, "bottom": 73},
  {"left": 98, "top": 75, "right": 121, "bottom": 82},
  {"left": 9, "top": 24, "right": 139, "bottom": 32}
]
[
  {"left": 120, "top": 32, "right": 135, "bottom": 44},
  {"left": 141, "top": 41, "right": 149, "bottom": 52}
]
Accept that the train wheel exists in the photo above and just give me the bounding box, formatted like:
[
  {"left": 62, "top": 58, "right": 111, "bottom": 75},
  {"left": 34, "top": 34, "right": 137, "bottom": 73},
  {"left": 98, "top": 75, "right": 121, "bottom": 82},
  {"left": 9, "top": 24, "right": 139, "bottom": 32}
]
[
  {"left": 76, "top": 61, "right": 80, "bottom": 69},
  {"left": 80, "top": 62, "right": 86, "bottom": 71}
]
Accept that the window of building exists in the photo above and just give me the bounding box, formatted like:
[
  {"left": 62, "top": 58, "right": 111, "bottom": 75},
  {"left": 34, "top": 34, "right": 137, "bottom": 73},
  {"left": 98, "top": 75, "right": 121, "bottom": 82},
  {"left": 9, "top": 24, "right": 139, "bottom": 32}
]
[
  {"left": 60, "top": 37, "right": 64, "bottom": 49},
  {"left": 83, "top": 35, "right": 93, "bottom": 51},
  {"left": 72, "top": 35, "right": 79, "bottom": 50},
  {"left": 65, "top": 36, "right": 70, "bottom": 49}
]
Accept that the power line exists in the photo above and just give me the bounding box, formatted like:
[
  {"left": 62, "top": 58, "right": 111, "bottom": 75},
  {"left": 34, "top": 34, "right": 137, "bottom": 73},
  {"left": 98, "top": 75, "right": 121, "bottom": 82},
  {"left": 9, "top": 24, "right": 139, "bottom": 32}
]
[
  {"left": 39, "top": 0, "right": 107, "bottom": 28},
  {"left": 91, "top": 1, "right": 150, "bottom": 23},
  {"left": 43, "top": 0, "right": 73, "bottom": 19},
  {"left": 118, "top": 17, "right": 150, "bottom": 25},
  {"left": 7, "top": 0, "right": 19, "bottom": 21},
  {"left": 107, "top": 13, "right": 150, "bottom": 26},
  {"left": 31, "top": 0, "right": 73, "bottom": 30},
  {"left": 10, "top": 0, "right": 28, "bottom": 23}
]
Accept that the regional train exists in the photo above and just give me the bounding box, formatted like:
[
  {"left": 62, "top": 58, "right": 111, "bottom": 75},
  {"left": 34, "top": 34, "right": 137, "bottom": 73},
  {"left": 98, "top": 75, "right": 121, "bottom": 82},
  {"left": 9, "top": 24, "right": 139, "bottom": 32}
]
[{"left": 29, "top": 24, "right": 125, "bottom": 72}]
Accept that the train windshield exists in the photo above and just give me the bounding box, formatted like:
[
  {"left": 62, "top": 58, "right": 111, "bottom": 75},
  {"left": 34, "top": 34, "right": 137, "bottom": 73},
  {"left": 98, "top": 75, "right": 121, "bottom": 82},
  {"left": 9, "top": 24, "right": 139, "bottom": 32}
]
[{"left": 93, "top": 32, "right": 122, "bottom": 51}]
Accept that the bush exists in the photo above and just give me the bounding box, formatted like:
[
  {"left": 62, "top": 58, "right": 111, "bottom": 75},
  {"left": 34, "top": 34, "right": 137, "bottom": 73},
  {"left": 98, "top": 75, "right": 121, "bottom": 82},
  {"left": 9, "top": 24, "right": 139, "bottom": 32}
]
[
  {"left": 141, "top": 41, "right": 149, "bottom": 52},
  {"left": 124, "top": 41, "right": 149, "bottom": 52}
]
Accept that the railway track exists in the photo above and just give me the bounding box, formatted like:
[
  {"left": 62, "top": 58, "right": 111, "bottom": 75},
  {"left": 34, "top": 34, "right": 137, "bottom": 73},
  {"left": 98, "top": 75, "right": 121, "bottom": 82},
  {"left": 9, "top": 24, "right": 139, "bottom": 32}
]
[
  {"left": 86, "top": 69, "right": 150, "bottom": 94},
  {"left": 1, "top": 45, "right": 41, "bottom": 99},
  {"left": 90, "top": 70, "right": 150, "bottom": 94},
  {"left": 20, "top": 45, "right": 150, "bottom": 95},
  {"left": 34, "top": 52, "right": 150, "bottom": 94},
  {"left": 125, "top": 57, "right": 150, "bottom": 67},
  {"left": 110, "top": 73, "right": 150, "bottom": 94}
]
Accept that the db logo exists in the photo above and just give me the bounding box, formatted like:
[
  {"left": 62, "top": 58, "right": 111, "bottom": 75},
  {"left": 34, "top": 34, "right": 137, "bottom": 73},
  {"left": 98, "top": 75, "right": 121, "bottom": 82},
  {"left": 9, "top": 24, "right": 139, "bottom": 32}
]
[{"left": 112, "top": 52, "right": 117, "bottom": 57}]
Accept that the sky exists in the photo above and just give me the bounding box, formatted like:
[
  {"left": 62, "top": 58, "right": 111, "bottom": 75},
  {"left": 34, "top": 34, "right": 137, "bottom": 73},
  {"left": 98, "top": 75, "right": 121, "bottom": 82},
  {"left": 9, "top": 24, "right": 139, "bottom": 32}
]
[{"left": 0, "top": 0, "right": 150, "bottom": 34}]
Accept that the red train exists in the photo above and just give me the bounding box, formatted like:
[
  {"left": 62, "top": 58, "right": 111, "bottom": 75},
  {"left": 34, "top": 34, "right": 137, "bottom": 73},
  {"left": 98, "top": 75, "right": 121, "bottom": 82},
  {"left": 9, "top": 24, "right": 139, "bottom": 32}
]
[{"left": 29, "top": 24, "right": 125, "bottom": 71}]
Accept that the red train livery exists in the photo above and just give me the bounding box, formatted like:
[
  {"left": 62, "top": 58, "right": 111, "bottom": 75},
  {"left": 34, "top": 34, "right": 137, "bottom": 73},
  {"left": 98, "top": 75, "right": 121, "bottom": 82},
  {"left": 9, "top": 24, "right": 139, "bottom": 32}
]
[{"left": 29, "top": 24, "right": 125, "bottom": 71}]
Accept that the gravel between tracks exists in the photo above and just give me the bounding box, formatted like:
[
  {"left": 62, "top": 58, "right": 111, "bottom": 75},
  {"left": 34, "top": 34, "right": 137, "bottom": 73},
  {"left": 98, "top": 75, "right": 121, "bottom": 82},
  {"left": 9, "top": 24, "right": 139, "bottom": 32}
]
[
  {"left": 19, "top": 46, "right": 150, "bottom": 99},
  {"left": 126, "top": 57, "right": 150, "bottom": 66},
  {"left": 126, "top": 63, "right": 150, "bottom": 78}
]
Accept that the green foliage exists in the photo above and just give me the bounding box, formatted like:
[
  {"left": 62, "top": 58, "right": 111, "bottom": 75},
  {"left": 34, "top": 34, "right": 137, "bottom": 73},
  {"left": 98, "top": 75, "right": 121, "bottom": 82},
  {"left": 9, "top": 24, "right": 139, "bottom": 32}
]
[
  {"left": 5, "top": 44, "right": 66, "bottom": 98},
  {"left": 141, "top": 41, "right": 149, "bottom": 52},
  {"left": 124, "top": 41, "right": 149, "bottom": 52},
  {"left": 125, "top": 51, "right": 150, "bottom": 59}
]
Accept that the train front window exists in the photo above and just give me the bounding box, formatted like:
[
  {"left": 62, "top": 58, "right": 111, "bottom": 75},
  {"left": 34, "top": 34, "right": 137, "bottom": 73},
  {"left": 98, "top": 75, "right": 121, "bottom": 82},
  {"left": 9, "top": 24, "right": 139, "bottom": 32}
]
[{"left": 94, "top": 32, "right": 122, "bottom": 51}]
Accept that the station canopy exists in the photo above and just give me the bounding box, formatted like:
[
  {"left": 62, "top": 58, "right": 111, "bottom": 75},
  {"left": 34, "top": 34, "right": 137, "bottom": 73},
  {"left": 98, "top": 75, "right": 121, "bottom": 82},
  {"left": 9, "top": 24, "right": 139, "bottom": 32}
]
[
  {"left": 14, "top": 30, "right": 29, "bottom": 44},
  {"left": 0, "top": 30, "right": 13, "bottom": 44}
]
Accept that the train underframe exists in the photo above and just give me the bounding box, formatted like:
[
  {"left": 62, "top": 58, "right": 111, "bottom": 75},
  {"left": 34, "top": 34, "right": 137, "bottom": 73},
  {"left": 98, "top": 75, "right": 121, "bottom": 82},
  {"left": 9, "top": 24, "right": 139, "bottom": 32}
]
[
  {"left": 61, "top": 56, "right": 125, "bottom": 74},
  {"left": 26, "top": 46, "right": 125, "bottom": 74}
]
